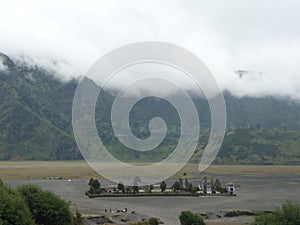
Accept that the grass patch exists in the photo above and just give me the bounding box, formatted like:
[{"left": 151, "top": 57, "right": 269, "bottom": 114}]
[{"left": 1, "top": 161, "right": 300, "bottom": 180}]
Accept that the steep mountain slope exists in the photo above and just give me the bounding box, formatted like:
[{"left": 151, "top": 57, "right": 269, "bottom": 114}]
[
  {"left": 192, "top": 128, "right": 300, "bottom": 165},
  {"left": 0, "top": 52, "right": 300, "bottom": 164},
  {"left": 225, "top": 92, "right": 300, "bottom": 129},
  {"left": 0, "top": 53, "right": 79, "bottom": 160}
]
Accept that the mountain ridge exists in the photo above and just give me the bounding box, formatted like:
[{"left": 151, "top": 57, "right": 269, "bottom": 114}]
[{"left": 0, "top": 52, "right": 300, "bottom": 164}]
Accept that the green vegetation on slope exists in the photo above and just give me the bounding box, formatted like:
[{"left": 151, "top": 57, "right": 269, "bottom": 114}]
[
  {"left": 215, "top": 128, "right": 300, "bottom": 165},
  {"left": 1, "top": 52, "right": 300, "bottom": 164},
  {"left": 0, "top": 53, "right": 78, "bottom": 160}
]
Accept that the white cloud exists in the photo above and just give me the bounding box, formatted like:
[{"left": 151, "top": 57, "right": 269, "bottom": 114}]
[{"left": 0, "top": 0, "right": 300, "bottom": 99}]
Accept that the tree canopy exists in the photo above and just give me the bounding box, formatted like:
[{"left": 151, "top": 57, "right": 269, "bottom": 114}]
[
  {"left": 0, "top": 183, "right": 34, "bottom": 225},
  {"left": 160, "top": 181, "right": 167, "bottom": 192},
  {"left": 252, "top": 201, "right": 300, "bottom": 225},
  {"left": 88, "top": 178, "right": 102, "bottom": 194},
  {"left": 17, "top": 184, "right": 73, "bottom": 225}
]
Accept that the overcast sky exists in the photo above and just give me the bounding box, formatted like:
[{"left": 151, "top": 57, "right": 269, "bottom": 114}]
[{"left": 0, "top": 0, "right": 300, "bottom": 99}]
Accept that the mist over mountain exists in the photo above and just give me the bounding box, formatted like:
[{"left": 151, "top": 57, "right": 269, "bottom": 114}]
[
  {"left": 1, "top": 52, "right": 300, "bottom": 164},
  {"left": 2, "top": 1, "right": 300, "bottom": 102}
]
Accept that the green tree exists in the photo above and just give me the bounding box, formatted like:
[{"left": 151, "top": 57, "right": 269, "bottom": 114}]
[
  {"left": 88, "top": 178, "right": 101, "bottom": 194},
  {"left": 132, "top": 185, "right": 139, "bottom": 194},
  {"left": 17, "top": 184, "right": 73, "bottom": 225},
  {"left": 160, "top": 181, "right": 167, "bottom": 192},
  {"left": 214, "top": 179, "right": 222, "bottom": 192},
  {"left": 126, "top": 186, "right": 131, "bottom": 194},
  {"left": 117, "top": 183, "right": 125, "bottom": 193},
  {"left": 172, "top": 181, "right": 181, "bottom": 192},
  {"left": 149, "top": 185, "right": 154, "bottom": 193},
  {"left": 179, "top": 211, "right": 205, "bottom": 225},
  {"left": 0, "top": 184, "right": 34, "bottom": 225},
  {"left": 252, "top": 201, "right": 300, "bottom": 225},
  {"left": 185, "top": 178, "right": 189, "bottom": 190},
  {"left": 179, "top": 178, "right": 183, "bottom": 190}
]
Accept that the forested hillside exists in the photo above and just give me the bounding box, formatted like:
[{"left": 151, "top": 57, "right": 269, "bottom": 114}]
[{"left": 1, "top": 52, "right": 300, "bottom": 164}]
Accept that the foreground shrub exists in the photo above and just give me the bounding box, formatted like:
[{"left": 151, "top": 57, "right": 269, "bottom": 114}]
[
  {"left": 252, "top": 200, "right": 300, "bottom": 225},
  {"left": 130, "top": 217, "right": 159, "bottom": 225},
  {"left": 179, "top": 211, "right": 205, "bottom": 225},
  {"left": 17, "top": 184, "right": 73, "bottom": 225},
  {"left": 148, "top": 217, "right": 159, "bottom": 225},
  {"left": 0, "top": 184, "right": 34, "bottom": 225}
]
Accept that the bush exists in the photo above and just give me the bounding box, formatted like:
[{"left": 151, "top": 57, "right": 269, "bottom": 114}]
[
  {"left": 179, "top": 211, "right": 205, "bottom": 225},
  {"left": 0, "top": 184, "right": 34, "bottom": 225},
  {"left": 148, "top": 217, "right": 159, "bottom": 225},
  {"left": 17, "top": 184, "right": 73, "bottom": 225},
  {"left": 129, "top": 217, "right": 159, "bottom": 225},
  {"left": 252, "top": 201, "right": 300, "bottom": 225}
]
